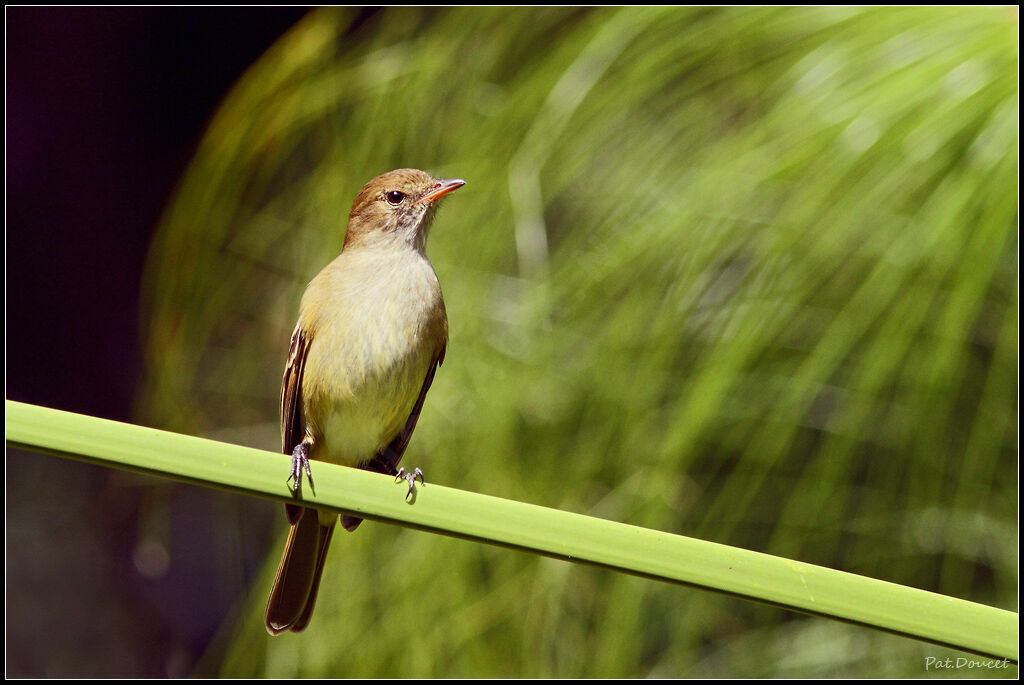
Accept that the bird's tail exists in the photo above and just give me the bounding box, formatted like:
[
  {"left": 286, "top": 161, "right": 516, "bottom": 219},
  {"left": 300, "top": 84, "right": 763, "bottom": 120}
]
[{"left": 265, "top": 507, "right": 335, "bottom": 634}]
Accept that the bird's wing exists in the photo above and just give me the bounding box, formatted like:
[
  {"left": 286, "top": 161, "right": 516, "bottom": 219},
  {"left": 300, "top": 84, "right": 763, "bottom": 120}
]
[
  {"left": 280, "top": 324, "right": 311, "bottom": 525},
  {"left": 280, "top": 323, "right": 311, "bottom": 455}
]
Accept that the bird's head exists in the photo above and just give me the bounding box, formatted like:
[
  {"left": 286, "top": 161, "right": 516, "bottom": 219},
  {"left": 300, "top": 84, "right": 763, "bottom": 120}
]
[{"left": 344, "top": 168, "right": 465, "bottom": 250}]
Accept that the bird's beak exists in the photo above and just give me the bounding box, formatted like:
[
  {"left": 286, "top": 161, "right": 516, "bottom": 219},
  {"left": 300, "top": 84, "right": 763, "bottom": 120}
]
[{"left": 416, "top": 178, "right": 466, "bottom": 205}]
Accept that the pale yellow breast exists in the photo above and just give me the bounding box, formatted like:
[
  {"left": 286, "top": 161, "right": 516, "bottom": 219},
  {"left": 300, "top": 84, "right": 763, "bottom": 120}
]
[{"left": 297, "top": 246, "right": 447, "bottom": 466}]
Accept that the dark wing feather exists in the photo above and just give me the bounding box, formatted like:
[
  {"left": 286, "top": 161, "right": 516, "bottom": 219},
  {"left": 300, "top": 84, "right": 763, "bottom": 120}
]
[
  {"left": 341, "top": 343, "right": 446, "bottom": 532},
  {"left": 280, "top": 324, "right": 311, "bottom": 525},
  {"left": 281, "top": 324, "right": 310, "bottom": 454}
]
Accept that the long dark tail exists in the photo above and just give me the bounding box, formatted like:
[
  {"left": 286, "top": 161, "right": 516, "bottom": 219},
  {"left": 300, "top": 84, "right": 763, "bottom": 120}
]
[{"left": 265, "top": 507, "right": 335, "bottom": 634}]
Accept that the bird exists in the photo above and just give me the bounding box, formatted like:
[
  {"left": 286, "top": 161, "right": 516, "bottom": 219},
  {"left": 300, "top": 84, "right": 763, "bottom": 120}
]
[{"left": 264, "top": 168, "right": 464, "bottom": 635}]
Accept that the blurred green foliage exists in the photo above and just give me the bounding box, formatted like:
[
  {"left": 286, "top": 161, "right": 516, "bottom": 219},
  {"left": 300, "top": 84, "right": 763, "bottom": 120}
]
[{"left": 138, "top": 6, "right": 1018, "bottom": 677}]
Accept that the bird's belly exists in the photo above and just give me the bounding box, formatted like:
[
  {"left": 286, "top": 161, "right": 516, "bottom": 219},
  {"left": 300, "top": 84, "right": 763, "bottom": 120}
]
[
  {"left": 297, "top": 248, "right": 445, "bottom": 468},
  {"left": 315, "top": 362, "right": 424, "bottom": 467},
  {"left": 302, "top": 315, "right": 437, "bottom": 467}
]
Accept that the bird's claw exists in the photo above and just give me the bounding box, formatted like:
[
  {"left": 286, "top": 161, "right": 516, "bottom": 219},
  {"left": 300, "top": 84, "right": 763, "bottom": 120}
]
[
  {"left": 286, "top": 441, "right": 315, "bottom": 497},
  {"left": 396, "top": 467, "right": 424, "bottom": 501}
]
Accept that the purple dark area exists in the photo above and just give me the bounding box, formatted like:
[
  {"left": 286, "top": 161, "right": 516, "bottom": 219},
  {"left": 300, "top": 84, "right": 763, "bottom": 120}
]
[
  {"left": 6, "top": 7, "right": 310, "bottom": 676},
  {"left": 7, "top": 7, "right": 309, "bottom": 418}
]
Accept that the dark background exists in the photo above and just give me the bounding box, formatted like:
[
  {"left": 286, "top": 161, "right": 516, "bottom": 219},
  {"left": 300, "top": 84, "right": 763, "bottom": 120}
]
[{"left": 6, "top": 7, "right": 310, "bottom": 676}]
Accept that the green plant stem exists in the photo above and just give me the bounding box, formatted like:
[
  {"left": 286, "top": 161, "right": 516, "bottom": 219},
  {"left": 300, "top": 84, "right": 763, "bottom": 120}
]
[{"left": 5, "top": 399, "right": 1018, "bottom": 661}]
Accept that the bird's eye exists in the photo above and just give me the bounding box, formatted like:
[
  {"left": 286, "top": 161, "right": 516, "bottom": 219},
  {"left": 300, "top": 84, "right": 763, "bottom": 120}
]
[{"left": 385, "top": 190, "right": 406, "bottom": 205}]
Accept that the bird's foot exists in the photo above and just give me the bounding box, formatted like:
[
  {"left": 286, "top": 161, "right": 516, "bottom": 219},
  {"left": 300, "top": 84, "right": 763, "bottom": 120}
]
[
  {"left": 286, "top": 440, "right": 315, "bottom": 497},
  {"left": 395, "top": 467, "right": 424, "bottom": 501}
]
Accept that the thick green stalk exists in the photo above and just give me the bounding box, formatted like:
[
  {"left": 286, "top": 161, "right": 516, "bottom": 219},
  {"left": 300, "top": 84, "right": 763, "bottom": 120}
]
[{"left": 6, "top": 399, "right": 1017, "bottom": 661}]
